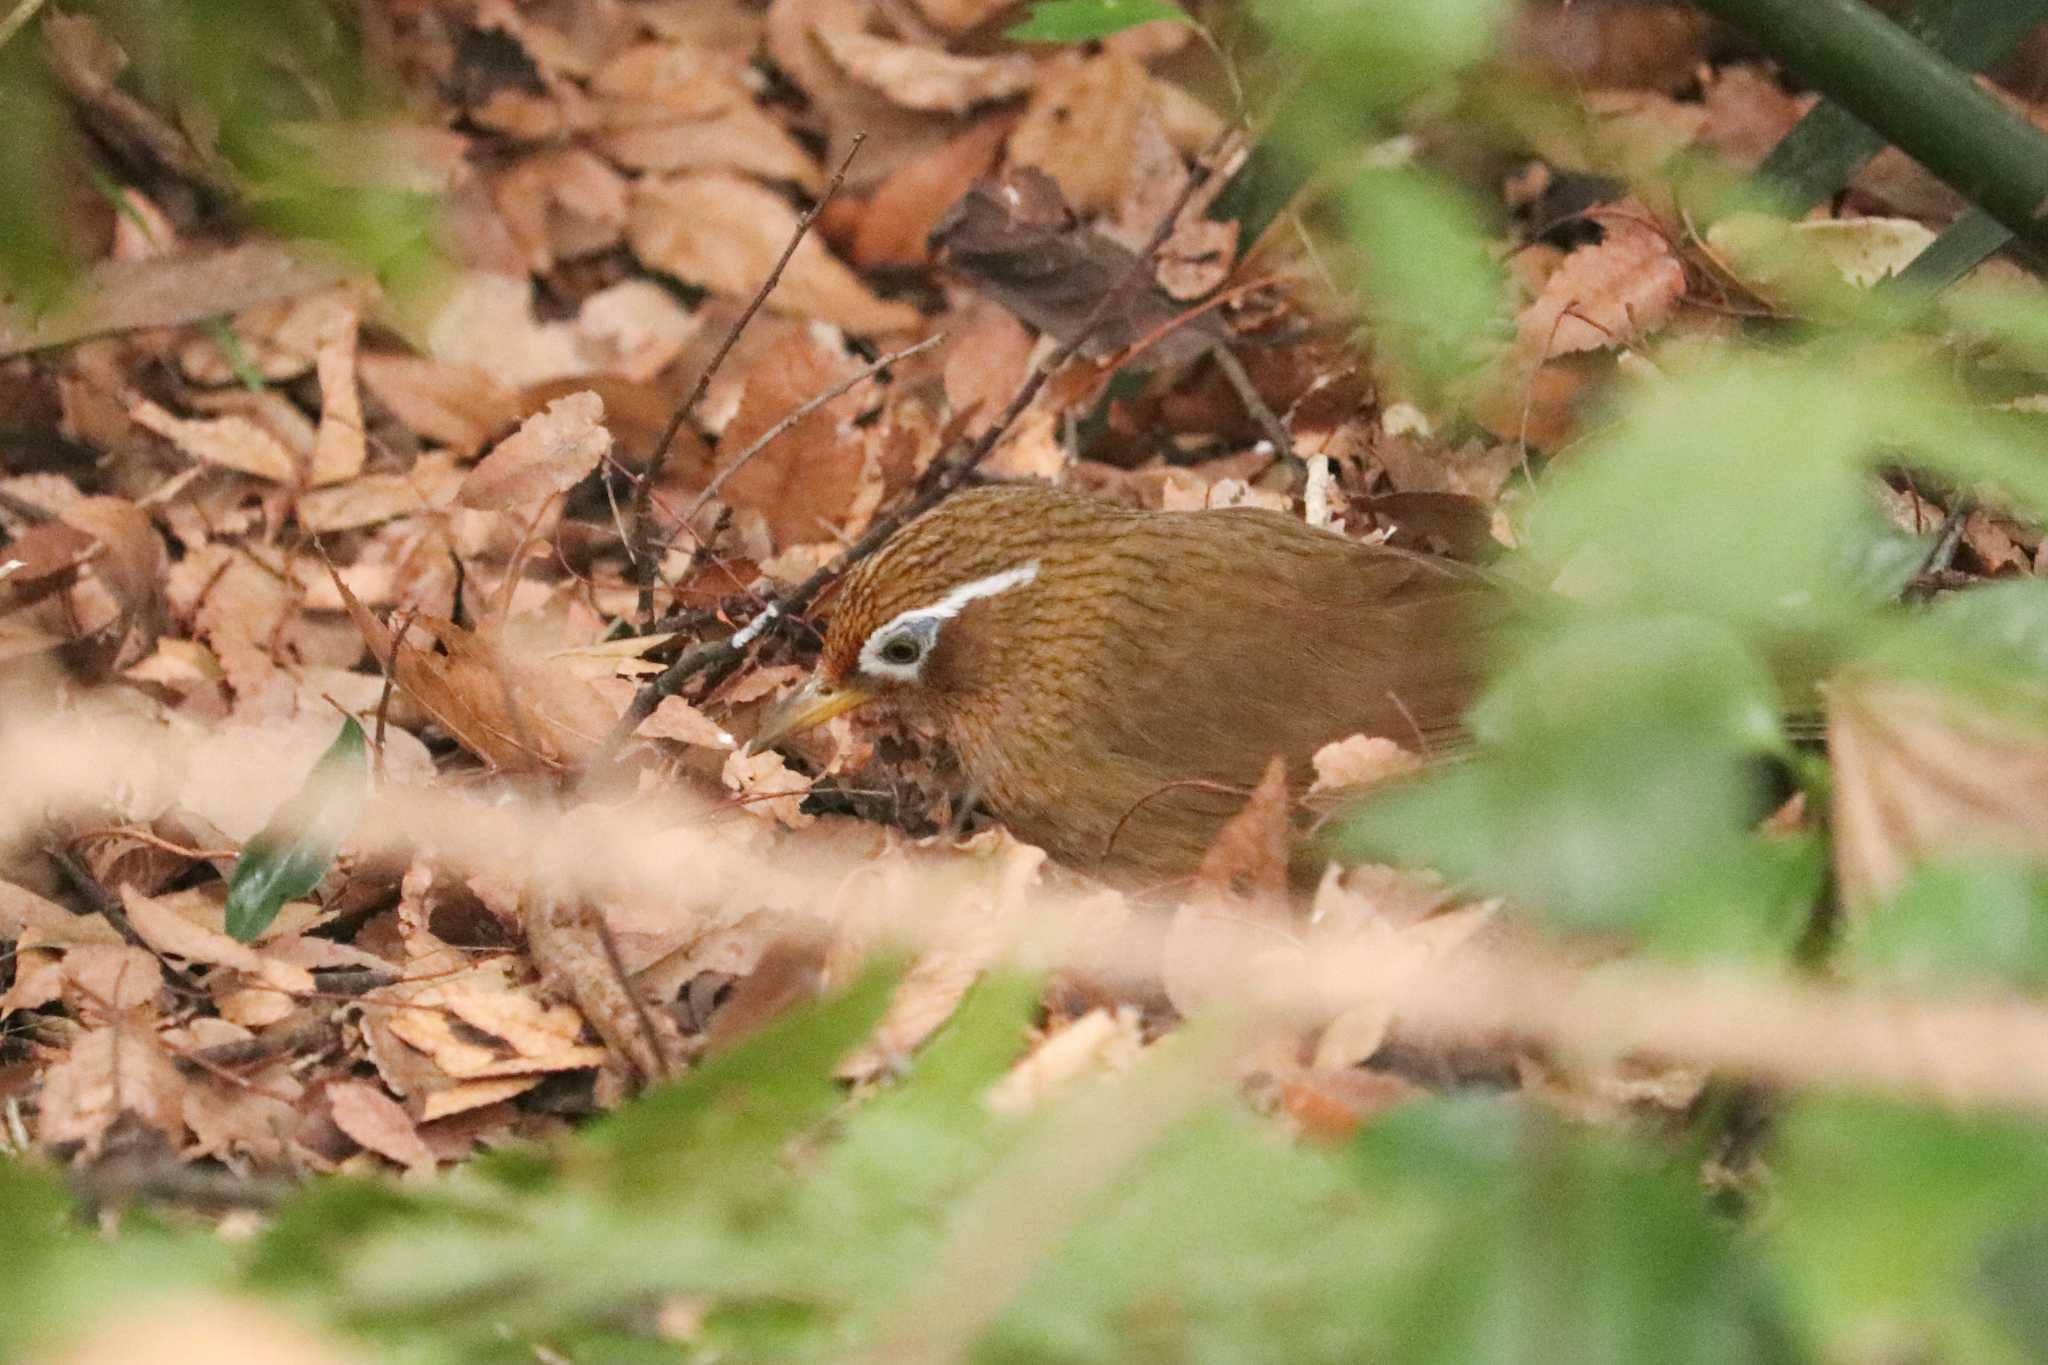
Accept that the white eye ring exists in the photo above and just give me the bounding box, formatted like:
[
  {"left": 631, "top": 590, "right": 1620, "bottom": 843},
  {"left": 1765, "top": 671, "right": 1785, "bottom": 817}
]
[{"left": 855, "top": 560, "right": 1039, "bottom": 684}]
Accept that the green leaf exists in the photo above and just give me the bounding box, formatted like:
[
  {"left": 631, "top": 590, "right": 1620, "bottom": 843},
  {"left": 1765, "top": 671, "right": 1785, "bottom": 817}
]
[
  {"left": 1335, "top": 167, "right": 1506, "bottom": 382},
  {"left": 582, "top": 960, "right": 902, "bottom": 1208},
  {"left": 1006, "top": 0, "right": 1190, "bottom": 42},
  {"left": 1350, "top": 1098, "right": 1788, "bottom": 1365},
  {"left": 1252, "top": 0, "right": 1509, "bottom": 108},
  {"left": 1857, "top": 858, "right": 2048, "bottom": 991},
  {"left": 1775, "top": 1099, "right": 2048, "bottom": 1364},
  {"left": 0, "top": 43, "right": 79, "bottom": 313},
  {"left": 1338, "top": 615, "right": 1789, "bottom": 941},
  {"left": 224, "top": 717, "right": 368, "bottom": 941}
]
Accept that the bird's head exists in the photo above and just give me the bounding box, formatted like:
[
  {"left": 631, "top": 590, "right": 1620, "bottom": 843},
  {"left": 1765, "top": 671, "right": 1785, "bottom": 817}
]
[{"left": 751, "top": 485, "right": 1098, "bottom": 750}]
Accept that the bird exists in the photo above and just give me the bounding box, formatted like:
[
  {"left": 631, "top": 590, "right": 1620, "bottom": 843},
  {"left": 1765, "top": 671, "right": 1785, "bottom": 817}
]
[{"left": 752, "top": 482, "right": 1496, "bottom": 885}]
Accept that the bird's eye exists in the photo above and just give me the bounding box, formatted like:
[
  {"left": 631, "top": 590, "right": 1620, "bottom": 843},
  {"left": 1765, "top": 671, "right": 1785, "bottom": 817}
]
[{"left": 878, "top": 635, "right": 922, "bottom": 666}]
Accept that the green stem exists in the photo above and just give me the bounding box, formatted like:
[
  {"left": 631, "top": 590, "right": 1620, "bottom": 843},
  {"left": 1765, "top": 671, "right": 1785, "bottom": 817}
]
[{"left": 1698, "top": 0, "right": 2048, "bottom": 257}]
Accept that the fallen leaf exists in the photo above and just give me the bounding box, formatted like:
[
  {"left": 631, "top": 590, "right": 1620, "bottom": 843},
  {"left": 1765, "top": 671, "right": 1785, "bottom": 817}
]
[
  {"left": 37, "top": 1025, "right": 186, "bottom": 1156},
  {"left": 629, "top": 173, "right": 923, "bottom": 335},
  {"left": 327, "top": 1078, "right": 436, "bottom": 1170},
  {"left": 814, "top": 26, "right": 1036, "bottom": 112},
  {"left": 713, "top": 329, "right": 875, "bottom": 544},
  {"left": 458, "top": 390, "right": 612, "bottom": 510},
  {"left": 130, "top": 401, "right": 300, "bottom": 483},
  {"left": 639, "top": 696, "right": 738, "bottom": 749},
  {"left": 723, "top": 747, "right": 815, "bottom": 828},
  {"left": 1514, "top": 211, "right": 1687, "bottom": 364}
]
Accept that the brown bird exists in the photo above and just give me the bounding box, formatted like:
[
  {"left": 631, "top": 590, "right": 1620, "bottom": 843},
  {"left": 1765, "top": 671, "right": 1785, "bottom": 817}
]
[{"left": 754, "top": 483, "right": 1495, "bottom": 884}]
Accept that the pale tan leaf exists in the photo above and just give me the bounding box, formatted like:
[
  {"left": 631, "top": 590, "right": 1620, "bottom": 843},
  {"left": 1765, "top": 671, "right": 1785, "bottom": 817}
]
[
  {"left": 37, "top": 1026, "right": 185, "bottom": 1155},
  {"left": 120, "top": 886, "right": 260, "bottom": 971},
  {"left": 1515, "top": 213, "right": 1686, "bottom": 364},
  {"left": 296, "top": 453, "right": 465, "bottom": 533},
  {"left": 1829, "top": 678, "right": 2048, "bottom": 912},
  {"left": 0, "top": 242, "right": 349, "bottom": 359},
  {"left": 629, "top": 173, "right": 922, "bottom": 335},
  {"left": 458, "top": 390, "right": 611, "bottom": 510},
  {"left": 357, "top": 352, "right": 522, "bottom": 457},
  {"left": 1309, "top": 735, "right": 1423, "bottom": 796},
  {"left": 130, "top": 400, "right": 300, "bottom": 483},
  {"left": 639, "top": 695, "right": 738, "bottom": 749},
  {"left": 723, "top": 747, "right": 815, "bottom": 828},
  {"left": 311, "top": 298, "right": 366, "bottom": 484},
  {"left": 814, "top": 26, "right": 1035, "bottom": 112},
  {"left": 327, "top": 1079, "right": 436, "bottom": 1170}
]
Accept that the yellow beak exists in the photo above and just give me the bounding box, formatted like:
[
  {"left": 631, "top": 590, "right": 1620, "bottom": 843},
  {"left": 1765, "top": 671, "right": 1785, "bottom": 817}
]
[{"left": 749, "top": 676, "right": 874, "bottom": 753}]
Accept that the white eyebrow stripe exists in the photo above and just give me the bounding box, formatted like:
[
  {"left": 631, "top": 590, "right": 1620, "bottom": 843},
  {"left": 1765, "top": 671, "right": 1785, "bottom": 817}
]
[{"left": 893, "top": 561, "right": 1040, "bottom": 626}]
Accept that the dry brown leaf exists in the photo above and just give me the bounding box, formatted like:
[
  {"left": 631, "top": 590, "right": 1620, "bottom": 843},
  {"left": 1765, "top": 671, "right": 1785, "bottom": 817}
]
[
  {"left": 179, "top": 286, "right": 366, "bottom": 386},
  {"left": 37, "top": 1025, "right": 186, "bottom": 1155},
  {"left": 1829, "top": 678, "right": 2048, "bottom": 913},
  {"left": 458, "top": 390, "right": 612, "bottom": 510},
  {"left": 130, "top": 401, "right": 300, "bottom": 483},
  {"left": 0, "top": 242, "right": 350, "bottom": 359},
  {"left": 495, "top": 148, "right": 630, "bottom": 272},
  {"left": 855, "top": 115, "right": 1014, "bottom": 269},
  {"left": 120, "top": 886, "right": 261, "bottom": 972},
  {"left": 714, "top": 329, "right": 875, "bottom": 543},
  {"left": 815, "top": 26, "right": 1035, "bottom": 112},
  {"left": 639, "top": 695, "right": 738, "bottom": 749},
  {"left": 630, "top": 173, "right": 922, "bottom": 335},
  {"left": 358, "top": 353, "right": 522, "bottom": 458},
  {"left": 907, "top": 0, "right": 1018, "bottom": 30},
  {"left": 723, "top": 747, "right": 815, "bottom": 828},
  {"left": 296, "top": 453, "right": 465, "bottom": 534},
  {"left": 334, "top": 573, "right": 616, "bottom": 772},
  {"left": 1009, "top": 51, "right": 1153, "bottom": 216},
  {"left": 311, "top": 297, "right": 367, "bottom": 486},
  {"left": 598, "top": 100, "right": 824, "bottom": 186},
  {"left": 61, "top": 944, "right": 164, "bottom": 1017},
  {"left": 327, "top": 1078, "right": 436, "bottom": 1170},
  {"left": 1514, "top": 212, "right": 1686, "bottom": 364}
]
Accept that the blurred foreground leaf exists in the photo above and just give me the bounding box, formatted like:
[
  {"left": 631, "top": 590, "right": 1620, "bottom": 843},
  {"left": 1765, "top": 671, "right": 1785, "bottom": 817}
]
[
  {"left": 1007, "top": 0, "right": 1191, "bottom": 41},
  {"left": 1776, "top": 1100, "right": 2048, "bottom": 1364}
]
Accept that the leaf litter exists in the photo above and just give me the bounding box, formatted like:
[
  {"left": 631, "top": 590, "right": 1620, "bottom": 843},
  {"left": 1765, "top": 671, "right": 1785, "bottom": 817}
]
[{"left": 0, "top": 0, "right": 2044, "bottom": 1229}]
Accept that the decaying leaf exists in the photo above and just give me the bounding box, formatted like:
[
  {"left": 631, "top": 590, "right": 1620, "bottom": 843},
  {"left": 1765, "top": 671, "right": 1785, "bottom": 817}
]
[
  {"left": 1830, "top": 678, "right": 2048, "bottom": 912},
  {"left": 629, "top": 172, "right": 923, "bottom": 335},
  {"left": 458, "top": 390, "right": 613, "bottom": 511}
]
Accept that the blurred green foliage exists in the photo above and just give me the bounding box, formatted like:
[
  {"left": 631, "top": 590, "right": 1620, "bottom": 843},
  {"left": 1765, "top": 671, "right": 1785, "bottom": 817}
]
[
  {"left": 0, "top": 0, "right": 437, "bottom": 315},
  {"left": 10, "top": 967, "right": 2048, "bottom": 1364}
]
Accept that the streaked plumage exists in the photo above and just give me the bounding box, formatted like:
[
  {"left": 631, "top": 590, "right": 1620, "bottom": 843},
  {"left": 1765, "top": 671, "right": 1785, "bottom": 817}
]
[{"left": 779, "top": 483, "right": 1494, "bottom": 883}]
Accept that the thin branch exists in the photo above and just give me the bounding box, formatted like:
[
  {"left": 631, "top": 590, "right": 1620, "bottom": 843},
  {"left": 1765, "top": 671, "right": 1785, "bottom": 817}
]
[
  {"left": 626, "top": 135, "right": 868, "bottom": 631},
  {"left": 595, "top": 131, "right": 1239, "bottom": 757}
]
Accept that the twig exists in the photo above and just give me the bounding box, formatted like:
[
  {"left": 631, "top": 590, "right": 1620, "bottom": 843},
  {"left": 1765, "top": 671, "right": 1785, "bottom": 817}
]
[
  {"left": 626, "top": 136, "right": 868, "bottom": 631},
  {"left": 682, "top": 333, "right": 945, "bottom": 527},
  {"left": 596, "top": 132, "right": 1238, "bottom": 757}
]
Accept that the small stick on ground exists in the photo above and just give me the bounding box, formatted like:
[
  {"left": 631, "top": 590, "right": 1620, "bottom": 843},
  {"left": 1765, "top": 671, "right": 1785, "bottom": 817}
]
[{"left": 625, "top": 135, "right": 868, "bottom": 631}]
